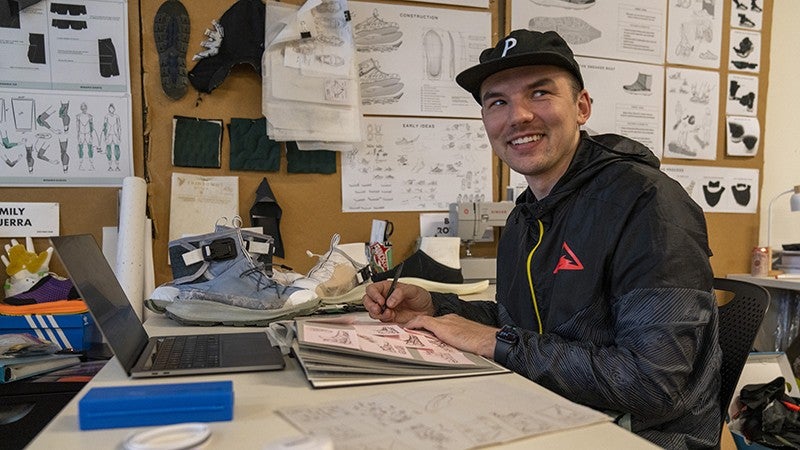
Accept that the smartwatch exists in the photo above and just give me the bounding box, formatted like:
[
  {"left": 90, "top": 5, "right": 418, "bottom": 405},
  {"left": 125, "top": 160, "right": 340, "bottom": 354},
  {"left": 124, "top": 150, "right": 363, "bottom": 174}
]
[{"left": 494, "top": 325, "right": 519, "bottom": 366}]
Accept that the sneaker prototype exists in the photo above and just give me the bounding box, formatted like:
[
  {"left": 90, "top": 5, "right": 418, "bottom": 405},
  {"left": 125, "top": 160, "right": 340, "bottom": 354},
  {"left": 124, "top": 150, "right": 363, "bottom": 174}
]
[
  {"left": 154, "top": 0, "right": 190, "bottom": 100},
  {"left": 147, "top": 225, "right": 318, "bottom": 326},
  {"left": 372, "top": 237, "right": 489, "bottom": 295},
  {"left": 292, "top": 234, "right": 372, "bottom": 305}
]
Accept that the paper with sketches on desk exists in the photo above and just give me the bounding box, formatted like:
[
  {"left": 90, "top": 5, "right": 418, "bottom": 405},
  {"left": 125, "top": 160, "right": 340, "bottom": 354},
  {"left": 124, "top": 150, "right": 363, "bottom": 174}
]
[
  {"left": 293, "top": 314, "right": 508, "bottom": 388},
  {"left": 278, "top": 377, "right": 612, "bottom": 449},
  {"left": 168, "top": 173, "right": 238, "bottom": 243}
]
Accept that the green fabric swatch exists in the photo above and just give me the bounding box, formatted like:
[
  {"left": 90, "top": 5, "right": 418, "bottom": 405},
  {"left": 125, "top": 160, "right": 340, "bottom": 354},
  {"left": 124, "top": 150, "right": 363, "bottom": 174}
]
[
  {"left": 228, "top": 117, "right": 280, "bottom": 172},
  {"left": 172, "top": 116, "right": 222, "bottom": 168},
  {"left": 286, "top": 141, "right": 336, "bottom": 174}
]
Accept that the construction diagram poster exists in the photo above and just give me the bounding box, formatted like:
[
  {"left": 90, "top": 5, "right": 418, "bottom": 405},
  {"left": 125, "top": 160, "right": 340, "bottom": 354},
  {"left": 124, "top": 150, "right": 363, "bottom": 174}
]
[
  {"left": 662, "top": 164, "right": 758, "bottom": 214},
  {"left": 577, "top": 56, "right": 664, "bottom": 157},
  {"left": 349, "top": 2, "right": 491, "bottom": 118},
  {"left": 510, "top": 0, "right": 667, "bottom": 65}
]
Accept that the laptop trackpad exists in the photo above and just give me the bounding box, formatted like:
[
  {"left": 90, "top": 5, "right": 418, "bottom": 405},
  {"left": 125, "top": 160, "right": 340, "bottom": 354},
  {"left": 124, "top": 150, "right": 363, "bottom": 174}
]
[{"left": 220, "top": 333, "right": 284, "bottom": 369}]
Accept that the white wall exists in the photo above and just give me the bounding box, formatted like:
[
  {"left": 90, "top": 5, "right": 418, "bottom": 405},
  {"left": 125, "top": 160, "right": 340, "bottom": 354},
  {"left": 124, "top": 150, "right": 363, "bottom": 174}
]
[{"left": 760, "top": 0, "right": 800, "bottom": 249}]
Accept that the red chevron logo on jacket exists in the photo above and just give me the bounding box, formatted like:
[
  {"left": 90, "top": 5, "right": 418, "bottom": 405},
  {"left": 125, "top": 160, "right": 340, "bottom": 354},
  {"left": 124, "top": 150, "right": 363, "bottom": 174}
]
[{"left": 553, "top": 242, "right": 584, "bottom": 273}]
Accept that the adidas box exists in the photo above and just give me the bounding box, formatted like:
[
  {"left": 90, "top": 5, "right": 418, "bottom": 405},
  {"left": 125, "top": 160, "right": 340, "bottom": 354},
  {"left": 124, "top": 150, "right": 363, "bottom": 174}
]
[{"left": 0, "top": 312, "right": 100, "bottom": 351}]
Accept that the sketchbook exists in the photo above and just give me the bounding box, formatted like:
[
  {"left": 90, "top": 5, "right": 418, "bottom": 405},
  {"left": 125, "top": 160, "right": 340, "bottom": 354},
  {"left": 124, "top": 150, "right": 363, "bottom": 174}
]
[{"left": 292, "top": 314, "right": 509, "bottom": 388}]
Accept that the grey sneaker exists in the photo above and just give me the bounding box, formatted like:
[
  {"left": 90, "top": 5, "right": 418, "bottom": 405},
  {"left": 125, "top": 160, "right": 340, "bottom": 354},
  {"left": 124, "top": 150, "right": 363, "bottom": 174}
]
[{"left": 147, "top": 225, "right": 318, "bottom": 326}]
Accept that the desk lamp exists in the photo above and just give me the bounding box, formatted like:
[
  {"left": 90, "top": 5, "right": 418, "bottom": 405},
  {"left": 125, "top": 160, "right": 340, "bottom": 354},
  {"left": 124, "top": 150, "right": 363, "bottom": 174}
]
[{"left": 767, "top": 185, "right": 800, "bottom": 249}]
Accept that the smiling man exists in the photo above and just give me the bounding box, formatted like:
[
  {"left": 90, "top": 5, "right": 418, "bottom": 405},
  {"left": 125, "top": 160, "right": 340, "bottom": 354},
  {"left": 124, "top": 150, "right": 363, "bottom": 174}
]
[{"left": 363, "top": 29, "right": 721, "bottom": 448}]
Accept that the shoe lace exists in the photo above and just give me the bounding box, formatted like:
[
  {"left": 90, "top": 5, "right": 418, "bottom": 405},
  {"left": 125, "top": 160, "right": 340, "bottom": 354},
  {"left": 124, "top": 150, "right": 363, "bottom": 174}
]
[
  {"left": 222, "top": 215, "right": 286, "bottom": 297},
  {"left": 305, "top": 234, "right": 368, "bottom": 283}
]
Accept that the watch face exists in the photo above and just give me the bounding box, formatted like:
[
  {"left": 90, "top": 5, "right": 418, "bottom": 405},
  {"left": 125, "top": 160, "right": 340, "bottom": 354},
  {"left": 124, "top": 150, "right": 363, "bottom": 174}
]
[{"left": 497, "top": 326, "right": 518, "bottom": 344}]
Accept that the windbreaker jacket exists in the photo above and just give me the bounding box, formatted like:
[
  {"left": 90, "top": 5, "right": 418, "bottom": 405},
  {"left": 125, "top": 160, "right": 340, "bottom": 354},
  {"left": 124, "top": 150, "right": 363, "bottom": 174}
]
[{"left": 432, "top": 132, "right": 721, "bottom": 449}]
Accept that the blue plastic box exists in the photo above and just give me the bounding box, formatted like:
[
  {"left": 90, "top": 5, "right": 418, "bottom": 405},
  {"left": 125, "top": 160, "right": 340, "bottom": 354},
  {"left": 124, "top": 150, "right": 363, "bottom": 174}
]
[
  {"left": 0, "top": 312, "right": 99, "bottom": 351},
  {"left": 78, "top": 380, "right": 234, "bottom": 430}
]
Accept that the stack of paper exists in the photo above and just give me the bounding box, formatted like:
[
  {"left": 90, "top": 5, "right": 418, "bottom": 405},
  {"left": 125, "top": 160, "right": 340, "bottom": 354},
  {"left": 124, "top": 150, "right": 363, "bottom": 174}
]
[
  {"left": 293, "top": 314, "right": 508, "bottom": 388},
  {"left": 262, "top": 0, "right": 362, "bottom": 150}
]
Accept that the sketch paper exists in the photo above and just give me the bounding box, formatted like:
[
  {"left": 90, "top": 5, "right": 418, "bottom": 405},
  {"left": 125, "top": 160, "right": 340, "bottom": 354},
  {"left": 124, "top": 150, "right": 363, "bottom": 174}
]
[
  {"left": 349, "top": 2, "right": 491, "bottom": 118},
  {"left": 663, "top": 67, "right": 719, "bottom": 160},
  {"left": 662, "top": 164, "right": 759, "bottom": 213},
  {"left": 666, "top": 0, "right": 723, "bottom": 69},
  {"left": 730, "top": 0, "right": 763, "bottom": 32},
  {"left": 412, "top": 0, "right": 489, "bottom": 7},
  {"left": 0, "top": 0, "right": 129, "bottom": 92},
  {"left": 341, "top": 117, "right": 492, "bottom": 212},
  {"left": 510, "top": 0, "right": 667, "bottom": 65},
  {"left": 577, "top": 57, "right": 664, "bottom": 156},
  {"left": 167, "top": 173, "right": 239, "bottom": 243},
  {"left": 726, "top": 115, "right": 760, "bottom": 157},
  {"left": 726, "top": 73, "right": 758, "bottom": 117},
  {"left": 279, "top": 378, "right": 611, "bottom": 449},
  {"left": 0, "top": 90, "right": 132, "bottom": 186},
  {"left": 728, "top": 29, "right": 761, "bottom": 73}
]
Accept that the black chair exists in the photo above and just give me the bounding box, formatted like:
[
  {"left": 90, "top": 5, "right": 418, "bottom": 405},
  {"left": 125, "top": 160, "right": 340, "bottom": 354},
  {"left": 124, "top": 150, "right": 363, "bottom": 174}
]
[{"left": 714, "top": 277, "right": 770, "bottom": 421}]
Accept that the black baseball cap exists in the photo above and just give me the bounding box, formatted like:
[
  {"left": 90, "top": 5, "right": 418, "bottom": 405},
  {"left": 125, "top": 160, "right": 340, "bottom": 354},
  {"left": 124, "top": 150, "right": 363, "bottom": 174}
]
[{"left": 456, "top": 29, "right": 584, "bottom": 105}]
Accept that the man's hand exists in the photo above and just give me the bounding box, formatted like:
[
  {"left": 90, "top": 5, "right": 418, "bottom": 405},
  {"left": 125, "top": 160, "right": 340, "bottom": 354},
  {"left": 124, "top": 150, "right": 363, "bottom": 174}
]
[
  {"left": 404, "top": 314, "right": 499, "bottom": 359},
  {"left": 363, "top": 281, "right": 435, "bottom": 324}
]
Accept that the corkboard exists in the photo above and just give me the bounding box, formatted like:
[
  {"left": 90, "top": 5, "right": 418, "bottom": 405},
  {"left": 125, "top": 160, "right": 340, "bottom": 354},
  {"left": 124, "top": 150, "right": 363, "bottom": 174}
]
[{"left": 0, "top": 0, "right": 771, "bottom": 291}]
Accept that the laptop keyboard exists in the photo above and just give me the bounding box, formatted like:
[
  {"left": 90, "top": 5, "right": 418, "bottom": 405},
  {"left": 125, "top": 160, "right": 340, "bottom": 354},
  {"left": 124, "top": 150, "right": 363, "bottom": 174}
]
[{"left": 151, "top": 335, "right": 221, "bottom": 370}]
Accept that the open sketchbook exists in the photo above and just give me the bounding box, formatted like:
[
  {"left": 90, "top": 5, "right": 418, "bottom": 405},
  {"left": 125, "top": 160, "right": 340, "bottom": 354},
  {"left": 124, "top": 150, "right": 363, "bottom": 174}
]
[{"left": 293, "top": 314, "right": 509, "bottom": 388}]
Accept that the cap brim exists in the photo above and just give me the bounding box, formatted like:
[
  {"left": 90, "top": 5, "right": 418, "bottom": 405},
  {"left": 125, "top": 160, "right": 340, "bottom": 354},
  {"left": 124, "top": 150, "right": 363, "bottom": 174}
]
[{"left": 456, "top": 52, "right": 582, "bottom": 104}]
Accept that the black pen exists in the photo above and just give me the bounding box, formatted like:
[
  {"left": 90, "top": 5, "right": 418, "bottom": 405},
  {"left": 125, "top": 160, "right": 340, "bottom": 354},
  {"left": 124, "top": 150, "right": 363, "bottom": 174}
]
[{"left": 382, "top": 262, "right": 404, "bottom": 313}]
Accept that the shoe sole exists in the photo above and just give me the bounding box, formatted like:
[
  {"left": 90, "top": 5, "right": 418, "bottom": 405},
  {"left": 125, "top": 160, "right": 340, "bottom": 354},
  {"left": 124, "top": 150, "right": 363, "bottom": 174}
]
[
  {"left": 399, "top": 277, "right": 490, "bottom": 296},
  {"left": 319, "top": 284, "right": 368, "bottom": 305},
  {"left": 161, "top": 298, "right": 321, "bottom": 326},
  {"left": 154, "top": 0, "right": 190, "bottom": 100}
]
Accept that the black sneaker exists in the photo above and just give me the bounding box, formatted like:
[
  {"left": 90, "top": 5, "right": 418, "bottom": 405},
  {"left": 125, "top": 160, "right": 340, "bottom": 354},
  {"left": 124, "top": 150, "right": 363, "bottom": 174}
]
[
  {"left": 371, "top": 250, "right": 489, "bottom": 295},
  {"left": 154, "top": 0, "right": 190, "bottom": 100}
]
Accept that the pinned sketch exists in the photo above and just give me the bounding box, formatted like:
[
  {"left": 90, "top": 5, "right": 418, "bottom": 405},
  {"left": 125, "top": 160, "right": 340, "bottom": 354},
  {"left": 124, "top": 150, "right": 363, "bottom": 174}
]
[
  {"left": 0, "top": 0, "right": 129, "bottom": 92},
  {"left": 349, "top": 2, "right": 491, "bottom": 118},
  {"left": 726, "top": 115, "right": 760, "bottom": 156},
  {"left": 664, "top": 68, "right": 719, "bottom": 160},
  {"left": 341, "top": 117, "right": 491, "bottom": 212},
  {"left": 278, "top": 378, "right": 611, "bottom": 450},
  {"left": 726, "top": 73, "right": 758, "bottom": 117},
  {"left": 577, "top": 57, "right": 664, "bottom": 156},
  {"left": 0, "top": 89, "right": 132, "bottom": 186},
  {"left": 729, "top": 29, "right": 760, "bottom": 73},
  {"left": 731, "top": 0, "right": 763, "bottom": 31},
  {"left": 666, "top": 0, "right": 723, "bottom": 69},
  {"left": 662, "top": 164, "right": 759, "bottom": 213},
  {"left": 510, "top": 0, "right": 667, "bottom": 65}
]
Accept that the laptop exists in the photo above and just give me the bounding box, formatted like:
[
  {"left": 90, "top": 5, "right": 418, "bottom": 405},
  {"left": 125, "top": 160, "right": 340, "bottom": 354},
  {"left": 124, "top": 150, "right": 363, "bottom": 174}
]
[{"left": 50, "top": 234, "right": 285, "bottom": 378}]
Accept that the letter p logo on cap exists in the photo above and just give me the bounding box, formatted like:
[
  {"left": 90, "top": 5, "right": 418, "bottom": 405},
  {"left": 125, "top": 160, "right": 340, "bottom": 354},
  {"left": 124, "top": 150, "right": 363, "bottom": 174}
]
[{"left": 501, "top": 38, "right": 517, "bottom": 57}]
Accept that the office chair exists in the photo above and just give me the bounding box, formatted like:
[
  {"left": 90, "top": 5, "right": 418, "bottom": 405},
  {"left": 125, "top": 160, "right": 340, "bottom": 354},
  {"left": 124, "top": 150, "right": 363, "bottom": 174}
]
[{"left": 714, "top": 277, "right": 770, "bottom": 421}]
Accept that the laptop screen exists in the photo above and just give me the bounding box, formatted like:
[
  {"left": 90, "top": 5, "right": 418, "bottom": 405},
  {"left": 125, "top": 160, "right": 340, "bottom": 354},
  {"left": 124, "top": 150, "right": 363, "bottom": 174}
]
[{"left": 50, "top": 234, "right": 149, "bottom": 373}]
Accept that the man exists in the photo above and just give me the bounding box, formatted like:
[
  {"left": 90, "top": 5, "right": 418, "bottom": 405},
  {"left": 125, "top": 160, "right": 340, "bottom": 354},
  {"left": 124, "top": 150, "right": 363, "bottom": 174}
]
[{"left": 363, "top": 29, "right": 721, "bottom": 448}]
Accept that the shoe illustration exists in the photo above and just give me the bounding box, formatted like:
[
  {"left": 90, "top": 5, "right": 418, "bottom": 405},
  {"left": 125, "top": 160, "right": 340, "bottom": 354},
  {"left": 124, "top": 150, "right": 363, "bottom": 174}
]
[
  {"left": 738, "top": 13, "right": 756, "bottom": 28},
  {"left": 623, "top": 73, "right": 652, "bottom": 94},
  {"left": 58, "top": 101, "right": 70, "bottom": 132},
  {"left": 154, "top": 0, "right": 190, "bottom": 100},
  {"left": 668, "top": 141, "right": 697, "bottom": 157},
  {"left": 147, "top": 224, "right": 318, "bottom": 326},
  {"left": 733, "top": 37, "right": 753, "bottom": 58},
  {"left": 729, "top": 80, "right": 741, "bottom": 99},
  {"left": 750, "top": 0, "right": 762, "bottom": 12},
  {"left": 732, "top": 0, "right": 748, "bottom": 10},
  {"left": 291, "top": 234, "right": 373, "bottom": 305},
  {"left": 742, "top": 135, "right": 758, "bottom": 151},
  {"left": 738, "top": 92, "right": 755, "bottom": 111},
  {"left": 731, "top": 184, "right": 751, "bottom": 206},
  {"left": 359, "top": 58, "right": 404, "bottom": 105},
  {"left": 728, "top": 122, "right": 744, "bottom": 143},
  {"left": 732, "top": 60, "right": 758, "bottom": 70},
  {"left": 529, "top": 16, "right": 601, "bottom": 45},
  {"left": 531, "top": 0, "right": 596, "bottom": 9},
  {"left": 699, "top": 50, "right": 717, "bottom": 60},
  {"left": 702, "top": 181, "right": 725, "bottom": 207},
  {"left": 354, "top": 9, "right": 403, "bottom": 52}
]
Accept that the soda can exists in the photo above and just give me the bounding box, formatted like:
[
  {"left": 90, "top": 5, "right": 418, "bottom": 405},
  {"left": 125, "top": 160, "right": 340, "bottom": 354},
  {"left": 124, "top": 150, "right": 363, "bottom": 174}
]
[{"left": 751, "top": 246, "right": 770, "bottom": 277}]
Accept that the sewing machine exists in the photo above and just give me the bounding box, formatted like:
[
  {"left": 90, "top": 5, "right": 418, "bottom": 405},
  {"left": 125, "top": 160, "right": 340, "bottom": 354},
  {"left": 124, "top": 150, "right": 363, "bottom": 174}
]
[{"left": 449, "top": 201, "right": 514, "bottom": 282}]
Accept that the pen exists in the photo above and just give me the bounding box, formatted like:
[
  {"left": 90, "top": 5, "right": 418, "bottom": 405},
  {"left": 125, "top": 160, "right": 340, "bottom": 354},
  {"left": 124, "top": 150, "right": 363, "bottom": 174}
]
[{"left": 382, "top": 262, "right": 404, "bottom": 313}]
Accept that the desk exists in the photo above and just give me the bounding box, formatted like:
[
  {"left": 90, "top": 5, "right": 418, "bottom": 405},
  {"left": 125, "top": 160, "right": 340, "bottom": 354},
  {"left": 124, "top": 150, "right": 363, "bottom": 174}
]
[
  {"left": 727, "top": 274, "right": 800, "bottom": 351},
  {"left": 26, "top": 315, "right": 657, "bottom": 449}
]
